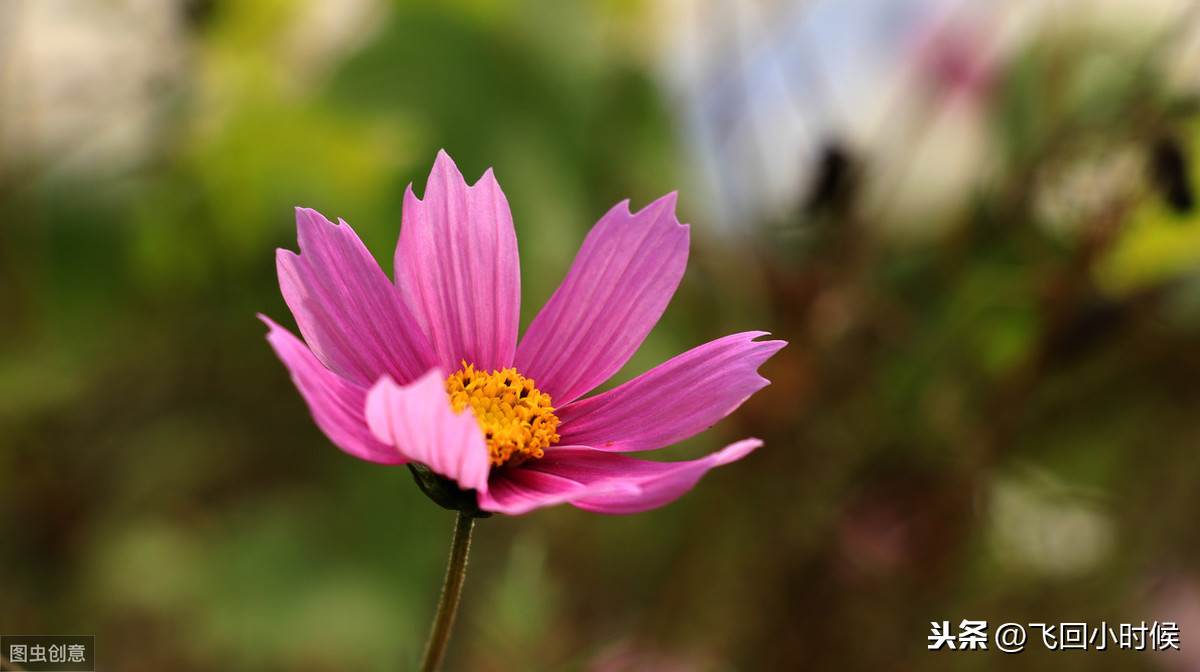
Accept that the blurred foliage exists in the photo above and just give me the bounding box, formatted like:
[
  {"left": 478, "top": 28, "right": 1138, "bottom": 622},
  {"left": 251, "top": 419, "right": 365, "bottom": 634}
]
[{"left": 3, "top": 1, "right": 1200, "bottom": 671}]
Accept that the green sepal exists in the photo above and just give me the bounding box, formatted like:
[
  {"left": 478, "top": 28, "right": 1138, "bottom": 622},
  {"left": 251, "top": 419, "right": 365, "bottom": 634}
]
[{"left": 407, "top": 463, "right": 493, "bottom": 518}]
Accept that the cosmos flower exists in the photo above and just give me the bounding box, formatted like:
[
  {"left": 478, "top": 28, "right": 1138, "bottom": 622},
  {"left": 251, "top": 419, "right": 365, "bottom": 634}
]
[{"left": 262, "top": 151, "right": 784, "bottom": 515}]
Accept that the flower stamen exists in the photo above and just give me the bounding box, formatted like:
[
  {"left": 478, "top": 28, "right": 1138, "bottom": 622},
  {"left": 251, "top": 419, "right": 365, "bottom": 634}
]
[{"left": 446, "top": 362, "right": 560, "bottom": 467}]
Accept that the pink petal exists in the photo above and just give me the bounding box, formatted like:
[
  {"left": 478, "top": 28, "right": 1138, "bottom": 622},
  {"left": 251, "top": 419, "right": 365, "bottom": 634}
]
[
  {"left": 278, "top": 207, "right": 436, "bottom": 387},
  {"left": 565, "top": 440, "right": 761, "bottom": 514},
  {"left": 365, "top": 369, "right": 491, "bottom": 493},
  {"left": 515, "top": 193, "right": 688, "bottom": 405},
  {"left": 558, "top": 332, "right": 786, "bottom": 452},
  {"left": 261, "top": 316, "right": 403, "bottom": 465},
  {"left": 476, "top": 446, "right": 640, "bottom": 516},
  {"left": 478, "top": 439, "right": 760, "bottom": 515},
  {"left": 394, "top": 150, "right": 520, "bottom": 373}
]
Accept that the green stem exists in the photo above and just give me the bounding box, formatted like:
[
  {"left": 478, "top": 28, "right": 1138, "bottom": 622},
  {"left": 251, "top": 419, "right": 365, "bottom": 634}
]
[{"left": 419, "top": 512, "right": 475, "bottom": 672}]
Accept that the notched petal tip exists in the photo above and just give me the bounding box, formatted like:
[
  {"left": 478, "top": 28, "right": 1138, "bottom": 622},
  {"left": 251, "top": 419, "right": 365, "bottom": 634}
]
[
  {"left": 492, "top": 438, "right": 764, "bottom": 515},
  {"left": 293, "top": 206, "right": 344, "bottom": 251},
  {"left": 429, "top": 149, "right": 466, "bottom": 184},
  {"left": 515, "top": 188, "right": 692, "bottom": 403},
  {"left": 260, "top": 314, "right": 311, "bottom": 349},
  {"left": 276, "top": 204, "right": 437, "bottom": 385},
  {"left": 611, "top": 192, "right": 681, "bottom": 223},
  {"left": 257, "top": 312, "right": 281, "bottom": 333},
  {"left": 260, "top": 317, "right": 404, "bottom": 465},
  {"left": 555, "top": 330, "right": 785, "bottom": 454},
  {"left": 740, "top": 330, "right": 789, "bottom": 355},
  {"left": 469, "top": 165, "right": 508, "bottom": 196},
  {"left": 427, "top": 149, "right": 500, "bottom": 192},
  {"left": 748, "top": 334, "right": 788, "bottom": 384},
  {"left": 715, "top": 437, "right": 762, "bottom": 465},
  {"left": 402, "top": 182, "right": 420, "bottom": 204},
  {"left": 651, "top": 189, "right": 679, "bottom": 210},
  {"left": 294, "top": 205, "right": 325, "bottom": 225},
  {"left": 632, "top": 191, "right": 682, "bottom": 222},
  {"left": 275, "top": 247, "right": 298, "bottom": 265},
  {"left": 397, "top": 151, "right": 520, "bottom": 373},
  {"left": 750, "top": 331, "right": 789, "bottom": 352}
]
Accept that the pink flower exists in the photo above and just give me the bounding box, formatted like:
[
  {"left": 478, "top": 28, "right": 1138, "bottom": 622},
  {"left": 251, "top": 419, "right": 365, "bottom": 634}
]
[{"left": 262, "top": 151, "right": 785, "bottom": 515}]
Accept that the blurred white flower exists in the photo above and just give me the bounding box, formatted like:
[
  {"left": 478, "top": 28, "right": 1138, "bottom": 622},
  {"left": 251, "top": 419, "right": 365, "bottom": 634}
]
[
  {"left": 0, "top": 0, "right": 388, "bottom": 180},
  {"left": 988, "top": 474, "right": 1115, "bottom": 577},
  {"left": 0, "top": 0, "right": 186, "bottom": 177},
  {"left": 656, "top": 0, "right": 1004, "bottom": 234},
  {"left": 1033, "top": 147, "right": 1142, "bottom": 239},
  {"left": 281, "top": 0, "right": 387, "bottom": 91},
  {"left": 655, "top": 0, "right": 1197, "bottom": 236}
]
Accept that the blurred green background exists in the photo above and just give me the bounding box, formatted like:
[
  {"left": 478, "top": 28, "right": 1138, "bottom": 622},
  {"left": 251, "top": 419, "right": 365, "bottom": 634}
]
[{"left": 4, "top": 0, "right": 1200, "bottom": 670}]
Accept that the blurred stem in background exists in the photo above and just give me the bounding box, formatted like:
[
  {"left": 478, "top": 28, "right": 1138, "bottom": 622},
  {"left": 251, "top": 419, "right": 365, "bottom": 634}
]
[{"left": 420, "top": 512, "right": 475, "bottom": 672}]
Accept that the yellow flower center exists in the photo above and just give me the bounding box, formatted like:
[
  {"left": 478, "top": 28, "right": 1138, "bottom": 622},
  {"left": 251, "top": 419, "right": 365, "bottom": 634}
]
[{"left": 445, "top": 362, "right": 560, "bottom": 467}]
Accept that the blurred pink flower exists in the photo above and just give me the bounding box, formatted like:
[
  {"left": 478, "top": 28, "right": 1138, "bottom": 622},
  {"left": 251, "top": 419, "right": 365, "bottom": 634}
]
[{"left": 262, "top": 150, "right": 784, "bottom": 515}]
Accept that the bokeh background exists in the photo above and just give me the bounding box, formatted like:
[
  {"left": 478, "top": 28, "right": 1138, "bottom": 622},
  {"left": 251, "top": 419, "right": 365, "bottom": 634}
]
[{"left": 4, "top": 0, "right": 1200, "bottom": 670}]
